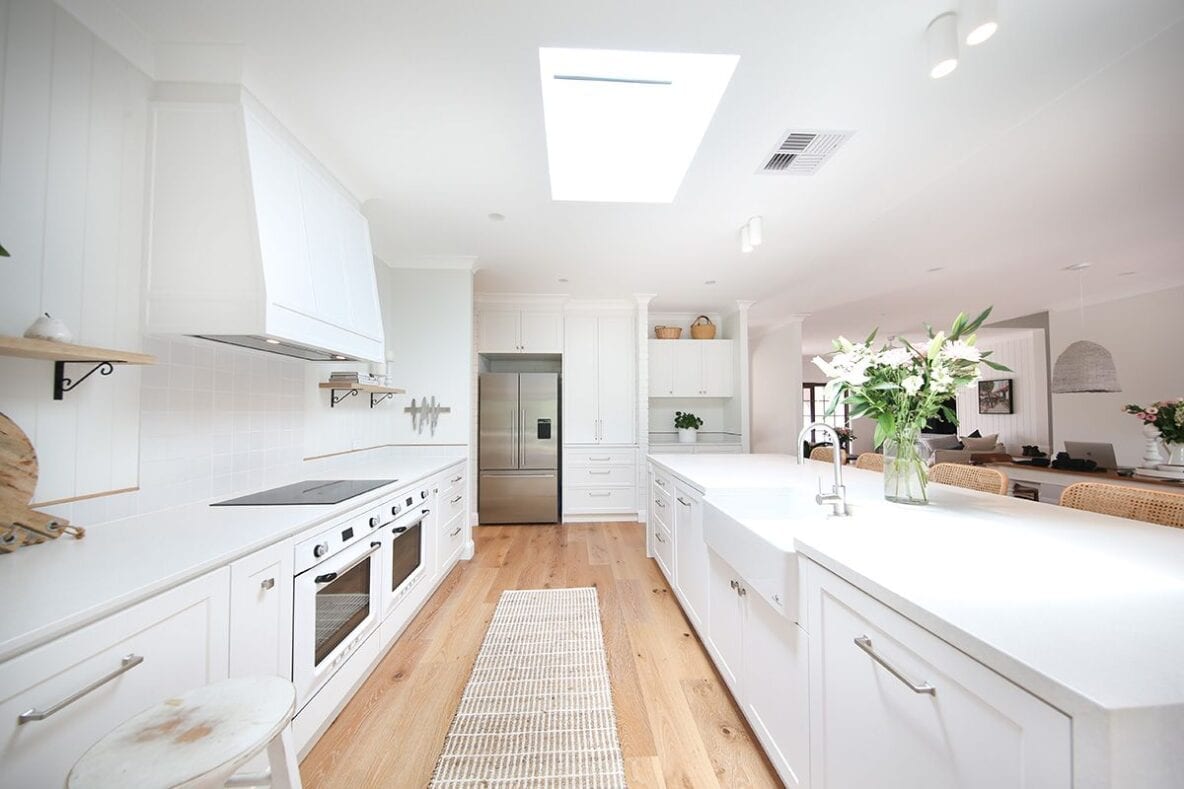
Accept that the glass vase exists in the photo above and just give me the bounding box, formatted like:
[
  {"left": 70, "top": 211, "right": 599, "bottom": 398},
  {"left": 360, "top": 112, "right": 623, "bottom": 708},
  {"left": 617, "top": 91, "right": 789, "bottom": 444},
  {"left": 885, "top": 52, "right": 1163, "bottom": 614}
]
[{"left": 883, "top": 427, "right": 929, "bottom": 505}]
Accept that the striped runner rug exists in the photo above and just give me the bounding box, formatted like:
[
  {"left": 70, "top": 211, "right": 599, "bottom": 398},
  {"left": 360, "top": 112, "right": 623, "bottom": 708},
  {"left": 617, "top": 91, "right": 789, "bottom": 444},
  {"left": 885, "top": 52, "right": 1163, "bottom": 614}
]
[{"left": 429, "top": 587, "right": 627, "bottom": 787}]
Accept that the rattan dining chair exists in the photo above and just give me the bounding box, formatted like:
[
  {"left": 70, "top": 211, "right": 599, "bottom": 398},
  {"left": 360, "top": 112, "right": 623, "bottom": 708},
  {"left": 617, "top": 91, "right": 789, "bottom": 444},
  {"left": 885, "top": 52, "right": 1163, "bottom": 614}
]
[
  {"left": 809, "top": 445, "right": 849, "bottom": 465},
  {"left": 929, "top": 462, "right": 1009, "bottom": 495},
  {"left": 854, "top": 453, "right": 884, "bottom": 472},
  {"left": 1059, "top": 482, "right": 1184, "bottom": 529}
]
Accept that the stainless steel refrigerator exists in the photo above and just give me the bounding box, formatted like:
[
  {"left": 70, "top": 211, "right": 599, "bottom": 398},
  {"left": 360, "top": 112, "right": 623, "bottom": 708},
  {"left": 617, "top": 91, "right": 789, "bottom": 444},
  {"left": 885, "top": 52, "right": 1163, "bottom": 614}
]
[{"left": 478, "top": 372, "right": 559, "bottom": 524}]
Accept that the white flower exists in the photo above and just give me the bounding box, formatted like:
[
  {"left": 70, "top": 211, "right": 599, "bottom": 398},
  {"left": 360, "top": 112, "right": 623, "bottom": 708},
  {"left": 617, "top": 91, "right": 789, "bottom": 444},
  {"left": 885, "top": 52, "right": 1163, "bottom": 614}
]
[
  {"left": 901, "top": 375, "right": 924, "bottom": 395},
  {"left": 940, "top": 340, "right": 982, "bottom": 363},
  {"left": 812, "top": 356, "right": 837, "bottom": 378},
  {"left": 877, "top": 347, "right": 912, "bottom": 368}
]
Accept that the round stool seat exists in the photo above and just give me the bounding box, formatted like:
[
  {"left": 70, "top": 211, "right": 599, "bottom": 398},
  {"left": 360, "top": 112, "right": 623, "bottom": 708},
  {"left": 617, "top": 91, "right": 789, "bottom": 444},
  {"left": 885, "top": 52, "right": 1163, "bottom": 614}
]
[{"left": 68, "top": 676, "right": 296, "bottom": 789}]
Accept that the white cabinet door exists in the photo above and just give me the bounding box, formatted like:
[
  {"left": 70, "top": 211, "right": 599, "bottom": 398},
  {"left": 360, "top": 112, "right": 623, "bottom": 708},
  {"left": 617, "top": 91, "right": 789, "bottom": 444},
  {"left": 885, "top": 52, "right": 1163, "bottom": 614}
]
[
  {"left": 596, "top": 315, "right": 635, "bottom": 444},
  {"left": 479, "top": 310, "right": 521, "bottom": 353},
  {"left": 807, "top": 562, "right": 1071, "bottom": 789},
  {"left": 244, "top": 115, "right": 316, "bottom": 319},
  {"left": 671, "top": 342, "right": 703, "bottom": 396},
  {"left": 648, "top": 341, "right": 674, "bottom": 396},
  {"left": 701, "top": 341, "right": 735, "bottom": 397},
  {"left": 229, "top": 542, "right": 293, "bottom": 679},
  {"left": 707, "top": 550, "right": 744, "bottom": 696},
  {"left": 672, "top": 484, "right": 708, "bottom": 631},
  {"left": 520, "top": 310, "right": 563, "bottom": 353},
  {"left": 563, "top": 315, "right": 599, "bottom": 443},
  {"left": 745, "top": 595, "right": 811, "bottom": 788},
  {"left": 340, "top": 205, "right": 384, "bottom": 342},
  {"left": 0, "top": 570, "right": 230, "bottom": 789},
  {"left": 298, "top": 164, "right": 351, "bottom": 330}
]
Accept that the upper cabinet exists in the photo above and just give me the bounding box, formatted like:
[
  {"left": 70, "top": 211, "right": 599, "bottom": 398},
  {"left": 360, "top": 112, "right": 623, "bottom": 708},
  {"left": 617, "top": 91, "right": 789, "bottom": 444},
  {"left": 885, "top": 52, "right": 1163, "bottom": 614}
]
[
  {"left": 564, "top": 313, "right": 635, "bottom": 445},
  {"left": 649, "top": 340, "right": 734, "bottom": 397},
  {"left": 144, "top": 85, "right": 385, "bottom": 362},
  {"left": 478, "top": 308, "right": 563, "bottom": 354}
]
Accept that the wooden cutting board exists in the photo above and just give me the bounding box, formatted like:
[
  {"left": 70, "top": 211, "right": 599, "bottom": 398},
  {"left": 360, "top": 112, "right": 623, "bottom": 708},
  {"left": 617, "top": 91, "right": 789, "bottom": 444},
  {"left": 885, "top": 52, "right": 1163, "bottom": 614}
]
[{"left": 1, "top": 412, "right": 80, "bottom": 552}]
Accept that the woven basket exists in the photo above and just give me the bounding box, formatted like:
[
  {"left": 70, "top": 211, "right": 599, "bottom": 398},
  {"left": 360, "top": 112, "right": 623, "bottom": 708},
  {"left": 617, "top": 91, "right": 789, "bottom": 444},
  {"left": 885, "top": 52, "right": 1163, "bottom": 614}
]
[
  {"left": 690, "top": 315, "right": 716, "bottom": 339},
  {"left": 654, "top": 326, "right": 682, "bottom": 339}
]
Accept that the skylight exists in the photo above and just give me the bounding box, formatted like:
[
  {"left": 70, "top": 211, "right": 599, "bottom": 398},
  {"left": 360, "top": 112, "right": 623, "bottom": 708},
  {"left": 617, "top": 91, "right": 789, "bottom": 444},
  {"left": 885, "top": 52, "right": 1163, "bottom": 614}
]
[{"left": 539, "top": 48, "right": 739, "bottom": 203}]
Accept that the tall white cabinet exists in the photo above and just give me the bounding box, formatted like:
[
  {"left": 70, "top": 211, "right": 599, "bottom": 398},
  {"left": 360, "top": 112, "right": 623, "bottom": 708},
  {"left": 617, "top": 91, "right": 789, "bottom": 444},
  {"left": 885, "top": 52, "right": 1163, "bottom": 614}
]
[{"left": 563, "top": 311, "right": 637, "bottom": 519}]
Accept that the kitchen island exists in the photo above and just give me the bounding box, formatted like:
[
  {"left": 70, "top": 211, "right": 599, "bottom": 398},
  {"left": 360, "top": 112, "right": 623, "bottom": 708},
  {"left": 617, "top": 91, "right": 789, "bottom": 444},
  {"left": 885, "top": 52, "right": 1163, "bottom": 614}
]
[{"left": 647, "top": 452, "right": 1184, "bottom": 789}]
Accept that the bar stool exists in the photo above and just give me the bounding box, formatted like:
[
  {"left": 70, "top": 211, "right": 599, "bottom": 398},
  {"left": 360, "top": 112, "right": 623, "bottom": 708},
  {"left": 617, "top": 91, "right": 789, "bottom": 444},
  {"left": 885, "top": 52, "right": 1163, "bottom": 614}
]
[{"left": 68, "top": 676, "right": 302, "bottom": 789}]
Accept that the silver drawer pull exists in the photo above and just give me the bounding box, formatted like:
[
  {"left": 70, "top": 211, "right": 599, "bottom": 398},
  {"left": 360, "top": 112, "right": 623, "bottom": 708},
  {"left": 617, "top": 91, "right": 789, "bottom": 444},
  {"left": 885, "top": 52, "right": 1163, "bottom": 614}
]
[
  {"left": 655, "top": 532, "right": 666, "bottom": 543},
  {"left": 854, "top": 636, "right": 936, "bottom": 695},
  {"left": 451, "top": 495, "right": 462, "bottom": 504},
  {"left": 18, "top": 654, "right": 144, "bottom": 724},
  {"left": 655, "top": 478, "right": 667, "bottom": 488},
  {"left": 260, "top": 577, "right": 275, "bottom": 590},
  {"left": 588, "top": 492, "right": 612, "bottom": 498},
  {"left": 677, "top": 497, "right": 691, "bottom": 506},
  {"left": 589, "top": 470, "right": 611, "bottom": 475},
  {"left": 729, "top": 579, "right": 739, "bottom": 590},
  {"left": 654, "top": 498, "right": 665, "bottom": 508},
  {"left": 589, "top": 456, "right": 611, "bottom": 462},
  {"left": 450, "top": 475, "right": 462, "bottom": 483},
  {"left": 450, "top": 526, "right": 462, "bottom": 537}
]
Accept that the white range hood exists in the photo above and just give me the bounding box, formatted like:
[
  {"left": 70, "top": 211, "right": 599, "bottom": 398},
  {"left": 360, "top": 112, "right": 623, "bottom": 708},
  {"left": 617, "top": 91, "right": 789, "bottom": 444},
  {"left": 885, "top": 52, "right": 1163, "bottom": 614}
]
[{"left": 144, "top": 84, "right": 386, "bottom": 362}]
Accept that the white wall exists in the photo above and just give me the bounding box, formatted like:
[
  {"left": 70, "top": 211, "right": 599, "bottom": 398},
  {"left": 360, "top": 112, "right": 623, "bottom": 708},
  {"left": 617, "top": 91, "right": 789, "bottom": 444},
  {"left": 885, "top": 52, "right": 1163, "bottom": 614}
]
[
  {"left": 0, "top": 1, "right": 150, "bottom": 503},
  {"left": 750, "top": 320, "right": 803, "bottom": 454},
  {"left": 1050, "top": 286, "right": 1184, "bottom": 467},
  {"left": 954, "top": 330, "right": 1051, "bottom": 454}
]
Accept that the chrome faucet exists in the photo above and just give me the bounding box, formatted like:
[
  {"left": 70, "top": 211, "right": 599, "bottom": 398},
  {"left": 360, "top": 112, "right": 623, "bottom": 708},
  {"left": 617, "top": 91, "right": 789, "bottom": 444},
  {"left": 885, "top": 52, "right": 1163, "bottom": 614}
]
[{"left": 798, "top": 422, "right": 850, "bottom": 517}]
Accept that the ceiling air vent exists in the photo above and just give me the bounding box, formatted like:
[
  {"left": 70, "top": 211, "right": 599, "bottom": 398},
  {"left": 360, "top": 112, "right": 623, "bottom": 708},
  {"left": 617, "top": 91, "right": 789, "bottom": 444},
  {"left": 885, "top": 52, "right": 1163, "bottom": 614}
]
[{"left": 760, "top": 129, "right": 854, "bottom": 175}]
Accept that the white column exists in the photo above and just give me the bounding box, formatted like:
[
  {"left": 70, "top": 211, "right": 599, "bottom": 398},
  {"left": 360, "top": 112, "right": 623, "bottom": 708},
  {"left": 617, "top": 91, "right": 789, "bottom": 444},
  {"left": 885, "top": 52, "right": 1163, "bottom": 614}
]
[{"left": 634, "top": 294, "right": 656, "bottom": 523}]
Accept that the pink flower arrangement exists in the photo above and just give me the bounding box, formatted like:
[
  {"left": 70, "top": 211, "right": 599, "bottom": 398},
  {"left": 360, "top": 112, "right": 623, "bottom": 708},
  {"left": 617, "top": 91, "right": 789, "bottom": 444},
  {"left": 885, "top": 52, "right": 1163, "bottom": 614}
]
[{"left": 1123, "top": 400, "right": 1184, "bottom": 444}]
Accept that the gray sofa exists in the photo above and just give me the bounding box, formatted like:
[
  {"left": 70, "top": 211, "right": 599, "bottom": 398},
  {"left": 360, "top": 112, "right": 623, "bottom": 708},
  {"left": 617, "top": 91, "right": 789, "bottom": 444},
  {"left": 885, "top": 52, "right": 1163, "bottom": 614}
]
[{"left": 918, "top": 433, "right": 1006, "bottom": 465}]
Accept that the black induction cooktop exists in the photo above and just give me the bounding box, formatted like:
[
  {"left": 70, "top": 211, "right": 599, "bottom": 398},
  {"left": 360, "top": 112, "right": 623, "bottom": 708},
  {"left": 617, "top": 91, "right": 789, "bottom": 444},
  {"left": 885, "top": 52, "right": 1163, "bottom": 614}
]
[{"left": 211, "top": 479, "right": 397, "bottom": 506}]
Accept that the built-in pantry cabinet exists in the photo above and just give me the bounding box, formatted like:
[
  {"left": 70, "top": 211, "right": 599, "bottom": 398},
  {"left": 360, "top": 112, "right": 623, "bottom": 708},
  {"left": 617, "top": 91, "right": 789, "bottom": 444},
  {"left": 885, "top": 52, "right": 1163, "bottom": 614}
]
[
  {"left": 648, "top": 339, "right": 735, "bottom": 397},
  {"left": 563, "top": 313, "right": 635, "bottom": 444},
  {"left": 477, "top": 309, "right": 563, "bottom": 354}
]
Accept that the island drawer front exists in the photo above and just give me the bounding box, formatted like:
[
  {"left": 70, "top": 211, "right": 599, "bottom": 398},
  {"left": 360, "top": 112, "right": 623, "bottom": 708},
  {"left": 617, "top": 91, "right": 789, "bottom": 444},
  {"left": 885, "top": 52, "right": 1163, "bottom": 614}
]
[
  {"left": 443, "top": 487, "right": 467, "bottom": 522},
  {"left": 565, "top": 486, "right": 637, "bottom": 513},
  {"left": 652, "top": 517, "right": 674, "bottom": 580},
  {"left": 567, "top": 448, "right": 636, "bottom": 467},
  {"left": 805, "top": 562, "right": 1070, "bottom": 789},
  {"left": 651, "top": 482, "right": 673, "bottom": 520},
  {"left": 441, "top": 466, "right": 466, "bottom": 497},
  {"left": 0, "top": 569, "right": 231, "bottom": 789},
  {"left": 568, "top": 465, "right": 635, "bottom": 487}
]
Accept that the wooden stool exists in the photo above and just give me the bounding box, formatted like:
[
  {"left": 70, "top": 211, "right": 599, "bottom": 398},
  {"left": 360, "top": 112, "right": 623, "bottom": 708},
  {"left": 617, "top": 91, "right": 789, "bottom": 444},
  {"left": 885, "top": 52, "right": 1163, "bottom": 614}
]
[{"left": 68, "top": 677, "right": 301, "bottom": 789}]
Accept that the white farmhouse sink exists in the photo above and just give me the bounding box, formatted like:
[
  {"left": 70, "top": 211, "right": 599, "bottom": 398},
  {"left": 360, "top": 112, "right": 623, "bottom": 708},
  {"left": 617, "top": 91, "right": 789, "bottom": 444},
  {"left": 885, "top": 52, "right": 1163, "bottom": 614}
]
[{"left": 703, "top": 489, "right": 844, "bottom": 622}]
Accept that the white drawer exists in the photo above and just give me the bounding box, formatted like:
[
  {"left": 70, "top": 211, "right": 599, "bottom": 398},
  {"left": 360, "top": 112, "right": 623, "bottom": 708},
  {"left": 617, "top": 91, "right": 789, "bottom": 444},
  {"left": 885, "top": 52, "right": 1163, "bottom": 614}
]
[
  {"left": 442, "top": 488, "right": 466, "bottom": 522},
  {"left": 651, "top": 468, "right": 674, "bottom": 493},
  {"left": 439, "top": 511, "right": 467, "bottom": 570},
  {"left": 652, "top": 518, "right": 674, "bottom": 581},
  {"left": 441, "top": 466, "right": 466, "bottom": 496},
  {"left": 0, "top": 569, "right": 230, "bottom": 789},
  {"left": 651, "top": 483, "right": 673, "bottom": 525},
  {"left": 567, "top": 464, "right": 635, "bottom": 487},
  {"left": 566, "top": 447, "right": 636, "bottom": 467},
  {"left": 564, "top": 486, "right": 637, "bottom": 513}
]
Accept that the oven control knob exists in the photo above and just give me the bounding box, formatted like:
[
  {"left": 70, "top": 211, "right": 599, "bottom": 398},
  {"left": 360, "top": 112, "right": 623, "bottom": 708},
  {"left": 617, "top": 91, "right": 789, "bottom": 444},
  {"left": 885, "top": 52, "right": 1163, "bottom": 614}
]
[
  {"left": 420, "top": 490, "right": 428, "bottom": 500},
  {"left": 391, "top": 504, "right": 402, "bottom": 516},
  {"left": 369, "top": 516, "right": 380, "bottom": 528},
  {"left": 313, "top": 542, "right": 329, "bottom": 558}
]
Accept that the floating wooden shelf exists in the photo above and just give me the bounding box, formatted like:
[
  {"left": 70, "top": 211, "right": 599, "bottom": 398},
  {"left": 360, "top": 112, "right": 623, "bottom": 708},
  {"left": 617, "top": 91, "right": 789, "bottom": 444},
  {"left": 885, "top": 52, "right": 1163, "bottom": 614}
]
[
  {"left": 0, "top": 336, "right": 156, "bottom": 400},
  {"left": 319, "top": 381, "right": 405, "bottom": 408}
]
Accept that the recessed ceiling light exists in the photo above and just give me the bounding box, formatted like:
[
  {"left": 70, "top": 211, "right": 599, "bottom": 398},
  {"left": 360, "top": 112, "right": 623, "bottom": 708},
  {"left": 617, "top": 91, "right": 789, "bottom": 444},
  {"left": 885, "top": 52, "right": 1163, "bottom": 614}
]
[
  {"left": 705, "top": 280, "right": 717, "bottom": 285},
  {"left": 963, "top": 0, "right": 999, "bottom": 46},
  {"left": 265, "top": 338, "right": 281, "bottom": 345},
  {"left": 1064, "top": 262, "right": 1092, "bottom": 271},
  {"left": 926, "top": 13, "right": 959, "bottom": 79},
  {"left": 539, "top": 47, "right": 739, "bottom": 203},
  {"left": 488, "top": 212, "right": 505, "bottom": 222},
  {"left": 557, "top": 277, "right": 569, "bottom": 283}
]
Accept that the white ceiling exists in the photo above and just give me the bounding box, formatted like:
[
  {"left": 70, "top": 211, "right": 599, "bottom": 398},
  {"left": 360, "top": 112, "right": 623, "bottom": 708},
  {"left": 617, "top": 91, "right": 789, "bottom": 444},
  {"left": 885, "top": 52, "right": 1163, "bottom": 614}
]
[{"left": 107, "top": 0, "right": 1184, "bottom": 351}]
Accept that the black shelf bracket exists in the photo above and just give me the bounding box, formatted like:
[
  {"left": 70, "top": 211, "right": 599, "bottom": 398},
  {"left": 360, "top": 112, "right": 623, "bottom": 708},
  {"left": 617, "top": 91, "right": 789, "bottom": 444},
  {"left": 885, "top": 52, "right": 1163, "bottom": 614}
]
[
  {"left": 329, "top": 388, "right": 360, "bottom": 408},
  {"left": 53, "top": 361, "right": 115, "bottom": 401},
  {"left": 370, "top": 392, "right": 394, "bottom": 408}
]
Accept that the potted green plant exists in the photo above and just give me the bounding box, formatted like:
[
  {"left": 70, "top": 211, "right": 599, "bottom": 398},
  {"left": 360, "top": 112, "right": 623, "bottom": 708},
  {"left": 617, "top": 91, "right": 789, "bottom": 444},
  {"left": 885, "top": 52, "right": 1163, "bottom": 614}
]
[{"left": 675, "top": 411, "right": 704, "bottom": 444}]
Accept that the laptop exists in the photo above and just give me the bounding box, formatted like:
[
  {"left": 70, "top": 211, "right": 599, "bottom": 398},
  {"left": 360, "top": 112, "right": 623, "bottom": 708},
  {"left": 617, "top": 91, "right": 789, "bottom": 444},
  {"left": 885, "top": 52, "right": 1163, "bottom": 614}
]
[{"left": 1064, "top": 441, "right": 1118, "bottom": 470}]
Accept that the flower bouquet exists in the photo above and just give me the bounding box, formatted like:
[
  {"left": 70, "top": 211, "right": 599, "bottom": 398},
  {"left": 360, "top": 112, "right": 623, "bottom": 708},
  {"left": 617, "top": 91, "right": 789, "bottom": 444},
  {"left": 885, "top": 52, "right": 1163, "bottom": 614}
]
[
  {"left": 812, "top": 308, "right": 1009, "bottom": 504},
  {"left": 1123, "top": 400, "right": 1184, "bottom": 467}
]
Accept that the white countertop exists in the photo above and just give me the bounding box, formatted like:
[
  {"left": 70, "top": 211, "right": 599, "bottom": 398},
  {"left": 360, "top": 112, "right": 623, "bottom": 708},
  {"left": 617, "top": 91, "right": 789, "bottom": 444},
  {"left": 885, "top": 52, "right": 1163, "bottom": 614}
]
[
  {"left": 649, "top": 432, "right": 742, "bottom": 446},
  {"left": 648, "top": 453, "right": 1184, "bottom": 719},
  {"left": 0, "top": 453, "right": 466, "bottom": 663}
]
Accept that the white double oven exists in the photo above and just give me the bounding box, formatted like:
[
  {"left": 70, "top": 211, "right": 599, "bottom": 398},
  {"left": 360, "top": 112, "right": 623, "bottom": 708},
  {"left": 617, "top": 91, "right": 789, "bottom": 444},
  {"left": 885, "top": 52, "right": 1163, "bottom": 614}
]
[{"left": 292, "top": 482, "right": 431, "bottom": 707}]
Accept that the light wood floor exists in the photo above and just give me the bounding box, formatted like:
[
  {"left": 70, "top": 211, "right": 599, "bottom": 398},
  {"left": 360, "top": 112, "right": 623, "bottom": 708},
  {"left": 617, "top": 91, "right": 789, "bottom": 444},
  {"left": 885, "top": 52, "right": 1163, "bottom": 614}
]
[{"left": 300, "top": 522, "right": 781, "bottom": 788}]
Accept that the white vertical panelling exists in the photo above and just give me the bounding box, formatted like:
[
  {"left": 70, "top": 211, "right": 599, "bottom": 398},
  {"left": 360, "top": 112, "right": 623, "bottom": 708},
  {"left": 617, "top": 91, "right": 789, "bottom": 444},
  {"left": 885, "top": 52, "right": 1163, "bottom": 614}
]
[
  {"left": 954, "top": 331, "right": 1050, "bottom": 453},
  {"left": 0, "top": 1, "right": 149, "bottom": 503}
]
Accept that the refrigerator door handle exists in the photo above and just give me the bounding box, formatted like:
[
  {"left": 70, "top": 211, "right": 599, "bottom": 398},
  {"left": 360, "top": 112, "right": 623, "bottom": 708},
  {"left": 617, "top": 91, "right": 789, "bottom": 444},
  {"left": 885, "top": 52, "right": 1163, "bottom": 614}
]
[{"left": 510, "top": 408, "right": 518, "bottom": 467}]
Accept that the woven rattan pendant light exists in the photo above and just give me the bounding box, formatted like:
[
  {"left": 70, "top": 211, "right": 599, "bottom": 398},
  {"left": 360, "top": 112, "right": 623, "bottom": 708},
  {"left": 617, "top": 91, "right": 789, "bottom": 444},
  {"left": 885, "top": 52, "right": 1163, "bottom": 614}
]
[{"left": 1051, "top": 264, "right": 1121, "bottom": 393}]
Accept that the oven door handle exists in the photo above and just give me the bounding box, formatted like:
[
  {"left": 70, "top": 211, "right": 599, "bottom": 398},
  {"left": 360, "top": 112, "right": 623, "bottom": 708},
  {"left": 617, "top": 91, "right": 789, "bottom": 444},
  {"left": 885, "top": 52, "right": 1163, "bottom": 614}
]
[
  {"left": 314, "top": 572, "right": 338, "bottom": 585},
  {"left": 392, "top": 526, "right": 407, "bottom": 535}
]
